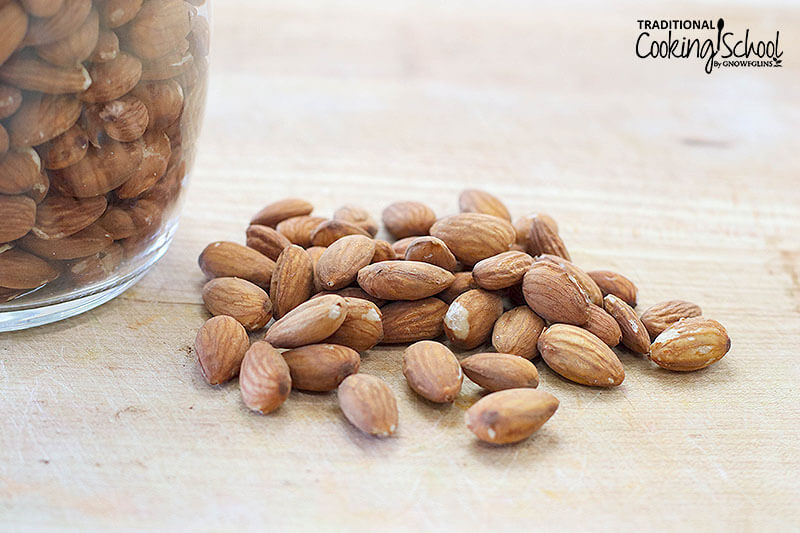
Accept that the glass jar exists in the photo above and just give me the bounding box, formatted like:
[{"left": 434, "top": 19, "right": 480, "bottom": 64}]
[{"left": 0, "top": 0, "right": 209, "bottom": 331}]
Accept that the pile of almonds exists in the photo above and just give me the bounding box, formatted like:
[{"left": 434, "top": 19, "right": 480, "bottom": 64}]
[
  {"left": 194, "top": 191, "right": 731, "bottom": 445},
  {"left": 0, "top": 0, "right": 208, "bottom": 302}
]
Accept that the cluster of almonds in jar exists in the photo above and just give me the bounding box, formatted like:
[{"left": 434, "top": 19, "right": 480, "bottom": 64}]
[
  {"left": 0, "top": 0, "right": 209, "bottom": 302},
  {"left": 194, "top": 190, "right": 731, "bottom": 445}
]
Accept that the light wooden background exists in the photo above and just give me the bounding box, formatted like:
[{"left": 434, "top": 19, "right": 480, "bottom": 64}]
[{"left": 2, "top": 1, "right": 800, "bottom": 530}]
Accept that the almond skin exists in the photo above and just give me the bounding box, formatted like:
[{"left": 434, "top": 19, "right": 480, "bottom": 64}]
[
  {"left": 79, "top": 52, "right": 142, "bottom": 103},
  {"left": 333, "top": 205, "right": 378, "bottom": 237},
  {"left": 310, "top": 219, "right": 371, "bottom": 247},
  {"left": 513, "top": 213, "right": 558, "bottom": 246},
  {"left": 458, "top": 189, "right": 510, "bottom": 221},
  {"left": 380, "top": 297, "right": 448, "bottom": 344},
  {"left": 31, "top": 194, "right": 106, "bottom": 239},
  {"left": 430, "top": 213, "right": 515, "bottom": 265},
  {"left": 588, "top": 270, "right": 638, "bottom": 307},
  {"left": 7, "top": 93, "right": 82, "bottom": 147},
  {"left": 270, "top": 245, "right": 314, "bottom": 319},
  {"left": 283, "top": 344, "right": 361, "bottom": 392},
  {"left": 316, "top": 235, "right": 376, "bottom": 290},
  {"left": 245, "top": 224, "right": 291, "bottom": 261},
  {"left": 19, "top": 222, "right": 112, "bottom": 260},
  {"left": 437, "top": 271, "right": 478, "bottom": 304},
  {"left": 0, "top": 54, "right": 92, "bottom": 95},
  {"left": 527, "top": 216, "right": 570, "bottom": 260},
  {"left": 198, "top": 241, "right": 276, "bottom": 289},
  {"left": 535, "top": 254, "right": 603, "bottom": 306},
  {"left": 583, "top": 303, "right": 622, "bottom": 347},
  {"left": 537, "top": 324, "right": 625, "bottom": 387},
  {"left": 604, "top": 294, "right": 649, "bottom": 354},
  {"left": 390, "top": 236, "right": 421, "bottom": 257},
  {"left": 264, "top": 294, "right": 348, "bottom": 348},
  {"left": 251, "top": 198, "right": 313, "bottom": 227},
  {"left": 38, "top": 124, "right": 89, "bottom": 170},
  {"left": 473, "top": 250, "right": 534, "bottom": 290},
  {"left": 202, "top": 277, "right": 273, "bottom": 332},
  {"left": 402, "top": 340, "right": 463, "bottom": 403},
  {"left": 640, "top": 300, "right": 703, "bottom": 340},
  {"left": 492, "top": 306, "right": 545, "bottom": 359},
  {"left": 0, "top": 247, "right": 60, "bottom": 289},
  {"left": 382, "top": 201, "right": 436, "bottom": 239},
  {"left": 195, "top": 315, "right": 250, "bottom": 385},
  {"left": 522, "top": 261, "right": 591, "bottom": 326},
  {"left": 323, "top": 297, "right": 383, "bottom": 352},
  {"left": 461, "top": 352, "right": 539, "bottom": 392},
  {"left": 443, "top": 289, "right": 504, "bottom": 350},
  {"left": 371, "top": 239, "right": 396, "bottom": 263},
  {"left": 0, "top": 194, "right": 36, "bottom": 242},
  {"left": 650, "top": 317, "right": 730, "bottom": 371},
  {"left": 0, "top": 148, "right": 42, "bottom": 195},
  {"left": 0, "top": 84, "right": 22, "bottom": 120},
  {"left": 357, "top": 260, "right": 455, "bottom": 301},
  {"left": 338, "top": 374, "right": 398, "bottom": 437},
  {"left": 404, "top": 236, "right": 458, "bottom": 272},
  {"left": 239, "top": 341, "right": 291, "bottom": 414},
  {"left": 276, "top": 215, "right": 326, "bottom": 248},
  {"left": 466, "top": 388, "right": 559, "bottom": 445}
]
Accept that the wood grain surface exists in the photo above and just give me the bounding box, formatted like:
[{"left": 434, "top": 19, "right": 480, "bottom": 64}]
[{"left": 2, "top": 0, "right": 799, "bottom": 530}]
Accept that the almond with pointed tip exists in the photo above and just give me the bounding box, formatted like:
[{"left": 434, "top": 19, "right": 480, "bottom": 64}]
[
  {"left": 604, "top": 294, "right": 649, "bottom": 354},
  {"left": 473, "top": 250, "right": 534, "bottom": 290},
  {"left": 195, "top": 315, "right": 249, "bottom": 385},
  {"left": 246, "top": 224, "right": 291, "bottom": 261},
  {"left": 528, "top": 216, "right": 570, "bottom": 260},
  {"left": 430, "top": 213, "right": 515, "bottom": 265},
  {"left": 513, "top": 213, "right": 558, "bottom": 246},
  {"left": 588, "top": 270, "right": 638, "bottom": 307},
  {"left": 283, "top": 344, "right": 360, "bottom": 392},
  {"left": 382, "top": 201, "right": 436, "bottom": 239},
  {"left": 404, "top": 236, "right": 458, "bottom": 272},
  {"left": 240, "top": 341, "right": 291, "bottom": 414},
  {"left": 338, "top": 374, "right": 398, "bottom": 437},
  {"left": 461, "top": 352, "right": 539, "bottom": 392},
  {"left": 640, "top": 300, "right": 703, "bottom": 340},
  {"left": 0, "top": 54, "right": 92, "bottom": 94},
  {"left": 265, "top": 294, "right": 348, "bottom": 348},
  {"left": 251, "top": 198, "right": 313, "bottom": 227},
  {"left": 443, "top": 289, "right": 503, "bottom": 350},
  {"left": 583, "top": 303, "right": 622, "bottom": 347},
  {"left": 522, "top": 261, "right": 591, "bottom": 326},
  {"left": 333, "top": 205, "right": 378, "bottom": 237},
  {"left": 458, "top": 189, "right": 511, "bottom": 221},
  {"left": 315, "top": 235, "right": 376, "bottom": 291},
  {"left": 380, "top": 297, "right": 448, "bottom": 344},
  {"left": 649, "top": 317, "right": 730, "bottom": 372},
  {"left": 492, "top": 306, "right": 545, "bottom": 359},
  {"left": 402, "top": 340, "right": 462, "bottom": 403},
  {"left": 202, "top": 277, "right": 273, "bottom": 331},
  {"left": 0, "top": 247, "right": 59, "bottom": 289},
  {"left": 537, "top": 324, "right": 624, "bottom": 387},
  {"left": 466, "top": 388, "right": 559, "bottom": 445},
  {"left": 80, "top": 52, "right": 142, "bottom": 103},
  {"left": 323, "top": 297, "right": 383, "bottom": 352},
  {"left": 198, "top": 241, "right": 275, "bottom": 289},
  {"left": 358, "top": 260, "right": 454, "bottom": 301},
  {"left": 535, "top": 254, "right": 603, "bottom": 306},
  {"left": 270, "top": 244, "right": 314, "bottom": 319}
]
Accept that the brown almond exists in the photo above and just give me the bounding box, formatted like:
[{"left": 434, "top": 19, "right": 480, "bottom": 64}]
[
  {"left": 371, "top": 239, "right": 396, "bottom": 263},
  {"left": 358, "top": 260, "right": 454, "bottom": 301},
  {"left": 89, "top": 29, "right": 119, "bottom": 63},
  {"left": 0, "top": 194, "right": 36, "bottom": 242},
  {"left": 38, "top": 124, "right": 88, "bottom": 170},
  {"left": 283, "top": 344, "right": 360, "bottom": 392},
  {"left": 466, "top": 388, "right": 559, "bottom": 445},
  {"left": 513, "top": 213, "right": 558, "bottom": 246},
  {"left": 123, "top": 0, "right": 191, "bottom": 60},
  {"left": 114, "top": 130, "right": 170, "bottom": 198},
  {"left": 7, "top": 93, "right": 82, "bottom": 147},
  {"left": 380, "top": 297, "right": 447, "bottom": 344},
  {"left": 310, "top": 219, "right": 370, "bottom": 247},
  {"left": 492, "top": 306, "right": 545, "bottom": 359},
  {"left": 472, "top": 250, "right": 534, "bottom": 290},
  {"left": 32, "top": 194, "right": 106, "bottom": 239},
  {"left": 195, "top": 315, "right": 249, "bottom": 385},
  {"left": 269, "top": 245, "right": 314, "bottom": 319},
  {"left": 333, "top": 205, "right": 378, "bottom": 237},
  {"left": 640, "top": 300, "right": 703, "bottom": 340},
  {"left": 80, "top": 52, "right": 142, "bottom": 103},
  {"left": 338, "top": 374, "right": 398, "bottom": 437},
  {"left": 264, "top": 294, "right": 347, "bottom": 348},
  {"left": 202, "top": 277, "right": 273, "bottom": 331},
  {"left": 390, "top": 235, "right": 420, "bottom": 257},
  {"left": 306, "top": 245, "right": 326, "bottom": 268},
  {"left": 66, "top": 242, "right": 122, "bottom": 284},
  {"left": 583, "top": 303, "right": 622, "bottom": 347},
  {"left": 443, "top": 289, "right": 503, "bottom": 350},
  {"left": 528, "top": 216, "right": 570, "bottom": 260},
  {"left": 402, "top": 340, "right": 462, "bottom": 403},
  {"left": 437, "top": 271, "right": 478, "bottom": 304},
  {"left": 0, "top": 247, "right": 59, "bottom": 289},
  {"left": 537, "top": 324, "right": 624, "bottom": 387},
  {"left": 650, "top": 317, "right": 731, "bottom": 372},
  {"left": 245, "top": 224, "right": 291, "bottom": 261},
  {"left": 382, "top": 201, "right": 436, "bottom": 239},
  {"left": 23, "top": 0, "right": 91, "bottom": 46},
  {"left": 275, "top": 215, "right": 326, "bottom": 248},
  {"left": 315, "top": 235, "right": 376, "bottom": 291},
  {"left": 0, "top": 148, "right": 42, "bottom": 195},
  {"left": 198, "top": 241, "right": 275, "bottom": 289},
  {"left": 35, "top": 7, "right": 98, "bottom": 66},
  {"left": 94, "top": 95, "right": 149, "bottom": 142},
  {"left": 323, "top": 297, "right": 383, "bottom": 352},
  {"left": 312, "top": 287, "right": 386, "bottom": 308},
  {"left": 251, "top": 198, "right": 313, "bottom": 227},
  {"left": 461, "top": 352, "right": 539, "bottom": 392},
  {"left": 96, "top": 207, "right": 135, "bottom": 240},
  {"left": 535, "top": 254, "right": 603, "bottom": 306},
  {"left": 0, "top": 53, "right": 91, "bottom": 94},
  {"left": 0, "top": 84, "right": 23, "bottom": 120},
  {"left": 19, "top": 222, "right": 112, "bottom": 260},
  {"left": 99, "top": 0, "right": 142, "bottom": 28},
  {"left": 130, "top": 79, "right": 184, "bottom": 131},
  {"left": 239, "top": 341, "right": 291, "bottom": 414},
  {"left": 0, "top": 2, "right": 28, "bottom": 66},
  {"left": 522, "top": 261, "right": 591, "bottom": 325},
  {"left": 54, "top": 138, "right": 144, "bottom": 197},
  {"left": 404, "top": 236, "right": 458, "bottom": 272},
  {"left": 588, "top": 270, "right": 638, "bottom": 307},
  {"left": 604, "top": 294, "right": 649, "bottom": 354},
  {"left": 430, "top": 213, "right": 515, "bottom": 265},
  {"left": 25, "top": 168, "right": 49, "bottom": 203},
  {"left": 458, "top": 189, "right": 510, "bottom": 220}
]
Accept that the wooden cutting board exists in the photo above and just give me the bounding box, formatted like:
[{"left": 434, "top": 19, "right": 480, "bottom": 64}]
[{"left": 2, "top": 0, "right": 799, "bottom": 529}]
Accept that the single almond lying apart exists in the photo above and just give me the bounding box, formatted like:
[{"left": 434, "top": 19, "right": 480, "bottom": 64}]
[
  {"left": 466, "top": 388, "right": 559, "bottom": 445},
  {"left": 195, "top": 315, "right": 250, "bottom": 385},
  {"left": 240, "top": 341, "right": 292, "bottom": 414},
  {"left": 338, "top": 374, "right": 398, "bottom": 437},
  {"left": 402, "top": 341, "right": 462, "bottom": 403},
  {"left": 649, "top": 317, "right": 730, "bottom": 371}
]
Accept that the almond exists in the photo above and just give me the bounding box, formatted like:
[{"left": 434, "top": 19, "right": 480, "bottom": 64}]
[
  {"left": 522, "top": 261, "right": 591, "bottom": 326},
  {"left": 472, "top": 250, "right": 534, "bottom": 290},
  {"left": 66, "top": 242, "right": 123, "bottom": 284},
  {"left": 603, "top": 294, "right": 649, "bottom": 354},
  {"left": 0, "top": 194, "right": 36, "bottom": 242},
  {"left": 198, "top": 241, "right": 275, "bottom": 289},
  {"left": 380, "top": 297, "right": 447, "bottom": 344},
  {"left": 89, "top": 29, "right": 120, "bottom": 63},
  {"left": 306, "top": 245, "right": 326, "bottom": 268},
  {"left": 390, "top": 236, "right": 420, "bottom": 257},
  {"left": 437, "top": 271, "right": 478, "bottom": 304},
  {"left": 93, "top": 95, "right": 149, "bottom": 143},
  {"left": 245, "top": 224, "right": 291, "bottom": 261},
  {"left": 333, "top": 205, "right": 378, "bottom": 237},
  {"left": 513, "top": 213, "right": 558, "bottom": 246},
  {"left": 19, "top": 0, "right": 64, "bottom": 18},
  {"left": 80, "top": 52, "right": 142, "bottom": 103},
  {"left": 0, "top": 53, "right": 92, "bottom": 94},
  {"left": 443, "top": 289, "right": 503, "bottom": 350},
  {"left": 402, "top": 341, "right": 462, "bottom": 403},
  {"left": 312, "top": 287, "right": 386, "bottom": 308},
  {"left": 202, "top": 277, "right": 273, "bottom": 331},
  {"left": 23, "top": 0, "right": 91, "bottom": 46},
  {"left": 358, "top": 260, "right": 454, "bottom": 301},
  {"left": 251, "top": 198, "right": 313, "bottom": 227},
  {"left": 371, "top": 239, "right": 396, "bottom": 263},
  {"left": 465, "top": 388, "right": 559, "bottom": 445},
  {"left": 0, "top": 247, "right": 59, "bottom": 289},
  {"left": 123, "top": 0, "right": 191, "bottom": 60},
  {"left": 32, "top": 194, "right": 106, "bottom": 239},
  {"left": 323, "top": 297, "right": 383, "bottom": 352},
  {"left": 430, "top": 213, "right": 515, "bottom": 265},
  {"left": 38, "top": 125, "right": 88, "bottom": 170},
  {"left": 338, "top": 374, "right": 398, "bottom": 437},
  {"left": 275, "top": 215, "right": 326, "bottom": 248},
  {"left": 270, "top": 244, "right": 314, "bottom": 319},
  {"left": 54, "top": 138, "right": 143, "bottom": 197},
  {"left": 7, "top": 93, "right": 82, "bottom": 147},
  {"left": 315, "top": 234, "right": 376, "bottom": 290},
  {"left": 461, "top": 352, "right": 539, "bottom": 392},
  {"left": 403, "top": 236, "right": 458, "bottom": 272},
  {"left": 96, "top": 207, "right": 135, "bottom": 240},
  {"left": 239, "top": 341, "right": 291, "bottom": 414},
  {"left": 25, "top": 168, "right": 49, "bottom": 203},
  {"left": 535, "top": 254, "right": 603, "bottom": 306},
  {"left": 640, "top": 300, "right": 703, "bottom": 340},
  {"left": 492, "top": 306, "right": 545, "bottom": 359},
  {"left": 35, "top": 7, "right": 98, "bottom": 66},
  {"left": 283, "top": 344, "right": 360, "bottom": 392},
  {"left": 583, "top": 303, "right": 622, "bottom": 347},
  {"left": 458, "top": 189, "right": 510, "bottom": 221},
  {"left": 19, "top": 222, "right": 112, "bottom": 260},
  {"left": 115, "top": 130, "right": 170, "bottom": 198},
  {"left": 195, "top": 315, "right": 249, "bottom": 385},
  {"left": 264, "top": 294, "right": 347, "bottom": 348},
  {"left": 130, "top": 79, "right": 184, "bottom": 131},
  {"left": 527, "top": 216, "right": 570, "bottom": 260},
  {"left": 382, "top": 201, "right": 436, "bottom": 239},
  {"left": 588, "top": 270, "right": 638, "bottom": 307},
  {"left": 0, "top": 84, "right": 23, "bottom": 120},
  {"left": 537, "top": 324, "right": 624, "bottom": 387},
  {"left": 0, "top": 2, "right": 28, "bottom": 66},
  {"left": 310, "top": 219, "right": 370, "bottom": 247},
  {"left": 650, "top": 317, "right": 730, "bottom": 372},
  {"left": 99, "top": 0, "right": 142, "bottom": 28},
  {"left": 0, "top": 148, "right": 42, "bottom": 195}
]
